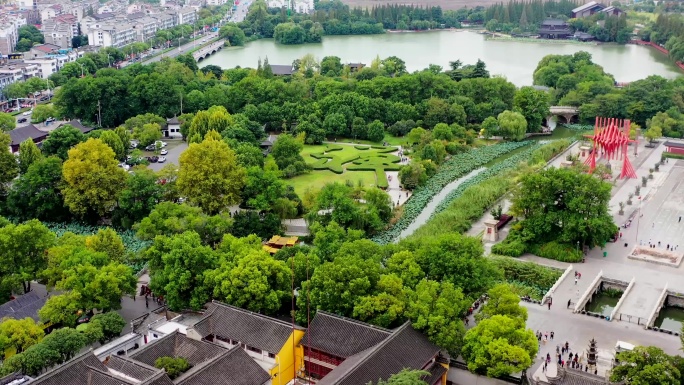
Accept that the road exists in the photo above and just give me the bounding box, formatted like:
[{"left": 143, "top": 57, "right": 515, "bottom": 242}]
[
  {"left": 143, "top": 31, "right": 220, "bottom": 64},
  {"left": 229, "top": 0, "right": 251, "bottom": 23}
]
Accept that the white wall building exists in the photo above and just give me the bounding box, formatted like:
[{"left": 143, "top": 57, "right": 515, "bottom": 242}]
[
  {"left": 87, "top": 23, "right": 137, "bottom": 48},
  {"left": 177, "top": 7, "right": 197, "bottom": 25}
]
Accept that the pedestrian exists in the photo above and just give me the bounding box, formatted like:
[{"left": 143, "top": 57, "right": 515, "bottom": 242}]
[
  {"left": 556, "top": 345, "right": 560, "bottom": 354},
  {"left": 145, "top": 297, "right": 149, "bottom": 308},
  {"left": 619, "top": 232, "right": 622, "bottom": 238},
  {"left": 547, "top": 353, "right": 551, "bottom": 362},
  {"left": 550, "top": 331, "right": 554, "bottom": 340},
  {"left": 578, "top": 272, "right": 581, "bottom": 279},
  {"left": 585, "top": 366, "right": 588, "bottom": 372},
  {"left": 680, "top": 216, "right": 682, "bottom": 223},
  {"left": 544, "top": 332, "right": 548, "bottom": 340},
  {"left": 594, "top": 369, "right": 597, "bottom": 375},
  {"left": 658, "top": 241, "right": 661, "bottom": 247},
  {"left": 667, "top": 244, "right": 670, "bottom": 250},
  {"left": 567, "top": 299, "right": 571, "bottom": 308},
  {"left": 561, "top": 360, "right": 565, "bottom": 368},
  {"left": 575, "top": 277, "right": 578, "bottom": 285},
  {"left": 574, "top": 271, "right": 578, "bottom": 278},
  {"left": 548, "top": 301, "right": 551, "bottom": 310}
]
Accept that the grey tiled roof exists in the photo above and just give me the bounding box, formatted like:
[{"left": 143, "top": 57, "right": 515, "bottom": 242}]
[
  {"left": 190, "top": 301, "right": 297, "bottom": 354},
  {"left": 0, "top": 291, "right": 47, "bottom": 322},
  {"left": 176, "top": 346, "right": 271, "bottom": 385},
  {"left": 59, "top": 120, "right": 94, "bottom": 134},
  {"left": 317, "top": 322, "right": 441, "bottom": 385},
  {"left": 130, "top": 330, "right": 225, "bottom": 367},
  {"left": 30, "top": 352, "right": 116, "bottom": 385},
  {"left": 270, "top": 65, "right": 293, "bottom": 75},
  {"left": 8, "top": 125, "right": 48, "bottom": 147},
  {"left": 301, "top": 311, "right": 391, "bottom": 358},
  {"left": 106, "top": 355, "right": 159, "bottom": 380},
  {"left": 422, "top": 362, "right": 447, "bottom": 385},
  {"left": 0, "top": 372, "right": 32, "bottom": 385}
]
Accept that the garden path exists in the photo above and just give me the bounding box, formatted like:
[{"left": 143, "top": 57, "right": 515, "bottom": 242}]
[{"left": 396, "top": 168, "right": 486, "bottom": 241}]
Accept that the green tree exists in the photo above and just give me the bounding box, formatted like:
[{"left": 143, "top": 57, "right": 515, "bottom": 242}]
[
  {"left": 352, "top": 273, "right": 407, "bottom": 328},
  {"left": 299, "top": 255, "right": 381, "bottom": 323},
  {"left": 38, "top": 292, "right": 84, "bottom": 327},
  {"left": 177, "top": 137, "right": 246, "bottom": 215},
  {"left": 610, "top": 346, "right": 680, "bottom": 385},
  {"left": 114, "top": 168, "right": 164, "bottom": 229},
  {"left": 310, "top": 221, "right": 364, "bottom": 262},
  {"left": 85, "top": 228, "right": 125, "bottom": 262},
  {"left": 510, "top": 167, "right": 617, "bottom": 248},
  {"left": 41, "top": 125, "right": 86, "bottom": 160},
  {"left": 207, "top": 248, "right": 290, "bottom": 315},
  {"left": 61, "top": 138, "right": 128, "bottom": 218},
  {"left": 57, "top": 262, "right": 136, "bottom": 312},
  {"left": 0, "top": 112, "right": 15, "bottom": 132},
  {"left": 31, "top": 104, "right": 57, "bottom": 124},
  {"left": 18, "top": 139, "right": 43, "bottom": 174},
  {"left": 219, "top": 24, "right": 246, "bottom": 46},
  {"left": 99, "top": 130, "right": 126, "bottom": 160},
  {"left": 399, "top": 162, "right": 428, "bottom": 190},
  {"left": 0, "top": 317, "right": 44, "bottom": 354},
  {"left": 320, "top": 56, "right": 343, "bottom": 76},
  {"left": 41, "top": 327, "right": 87, "bottom": 364},
  {"left": 406, "top": 279, "right": 469, "bottom": 356},
  {"left": 90, "top": 312, "right": 126, "bottom": 343},
  {"left": 133, "top": 123, "right": 162, "bottom": 147},
  {"left": 513, "top": 86, "right": 550, "bottom": 133},
  {"left": 0, "top": 133, "right": 18, "bottom": 194},
  {"left": 146, "top": 231, "right": 217, "bottom": 311},
  {"left": 497, "top": 110, "right": 527, "bottom": 141},
  {"left": 271, "top": 134, "right": 308, "bottom": 177},
  {"left": 371, "top": 369, "right": 430, "bottom": 385},
  {"left": 462, "top": 315, "right": 538, "bottom": 377},
  {"left": 385, "top": 250, "right": 425, "bottom": 288},
  {"left": 6, "top": 156, "right": 69, "bottom": 222},
  {"left": 413, "top": 233, "right": 501, "bottom": 296},
  {"left": 367, "top": 120, "right": 385, "bottom": 142},
  {"left": 476, "top": 284, "right": 528, "bottom": 326},
  {"left": 645, "top": 113, "right": 666, "bottom": 143},
  {"left": 16, "top": 343, "right": 60, "bottom": 376},
  {"left": 0, "top": 220, "right": 56, "bottom": 294},
  {"left": 134, "top": 202, "right": 233, "bottom": 246},
  {"left": 155, "top": 357, "right": 191, "bottom": 379}
]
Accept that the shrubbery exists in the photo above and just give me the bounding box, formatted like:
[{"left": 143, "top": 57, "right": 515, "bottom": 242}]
[{"left": 530, "top": 241, "right": 583, "bottom": 263}]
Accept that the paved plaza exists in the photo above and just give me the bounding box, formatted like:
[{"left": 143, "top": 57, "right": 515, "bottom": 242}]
[{"left": 516, "top": 140, "right": 684, "bottom": 378}]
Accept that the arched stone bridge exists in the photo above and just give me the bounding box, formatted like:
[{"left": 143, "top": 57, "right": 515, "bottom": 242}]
[
  {"left": 193, "top": 40, "right": 226, "bottom": 61},
  {"left": 548, "top": 106, "right": 579, "bottom": 124}
]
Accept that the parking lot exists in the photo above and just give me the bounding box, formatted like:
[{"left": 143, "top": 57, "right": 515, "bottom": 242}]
[{"left": 137, "top": 139, "right": 187, "bottom": 172}]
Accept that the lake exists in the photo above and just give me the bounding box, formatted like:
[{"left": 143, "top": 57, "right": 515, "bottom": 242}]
[{"left": 200, "top": 30, "right": 681, "bottom": 86}]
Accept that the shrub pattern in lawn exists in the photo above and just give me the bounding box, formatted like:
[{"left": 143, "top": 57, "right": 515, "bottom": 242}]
[
  {"left": 308, "top": 144, "right": 400, "bottom": 182},
  {"left": 372, "top": 141, "right": 532, "bottom": 244}
]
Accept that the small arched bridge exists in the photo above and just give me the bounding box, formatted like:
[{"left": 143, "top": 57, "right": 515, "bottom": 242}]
[
  {"left": 193, "top": 39, "right": 226, "bottom": 62},
  {"left": 548, "top": 106, "right": 579, "bottom": 124}
]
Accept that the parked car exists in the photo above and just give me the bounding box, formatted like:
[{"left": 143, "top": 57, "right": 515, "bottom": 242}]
[
  {"left": 147, "top": 156, "right": 159, "bottom": 163},
  {"left": 45, "top": 117, "right": 56, "bottom": 123},
  {"left": 160, "top": 149, "right": 168, "bottom": 155},
  {"left": 17, "top": 118, "right": 27, "bottom": 123},
  {"left": 158, "top": 156, "right": 167, "bottom": 163},
  {"left": 145, "top": 144, "right": 156, "bottom": 151},
  {"left": 155, "top": 141, "right": 168, "bottom": 148},
  {"left": 130, "top": 140, "right": 138, "bottom": 149},
  {"left": 22, "top": 109, "right": 32, "bottom": 116}
]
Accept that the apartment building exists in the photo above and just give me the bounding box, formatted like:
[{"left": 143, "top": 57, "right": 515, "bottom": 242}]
[
  {"left": 0, "top": 14, "right": 26, "bottom": 56},
  {"left": 177, "top": 7, "right": 197, "bottom": 25},
  {"left": 80, "top": 12, "right": 114, "bottom": 35},
  {"left": 23, "top": 45, "right": 83, "bottom": 78},
  {"left": 0, "top": 63, "right": 39, "bottom": 82},
  {"left": 40, "top": 4, "right": 63, "bottom": 22},
  {"left": 149, "top": 11, "right": 175, "bottom": 31},
  {"left": 132, "top": 16, "right": 159, "bottom": 42},
  {"left": 87, "top": 23, "right": 137, "bottom": 48},
  {"left": 42, "top": 14, "right": 79, "bottom": 48}
]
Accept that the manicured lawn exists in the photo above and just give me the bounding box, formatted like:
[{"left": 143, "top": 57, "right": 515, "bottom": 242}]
[
  {"left": 287, "top": 143, "right": 402, "bottom": 195},
  {"left": 287, "top": 170, "right": 377, "bottom": 197}
]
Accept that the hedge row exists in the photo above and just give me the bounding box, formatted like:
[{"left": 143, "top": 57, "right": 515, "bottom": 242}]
[
  {"left": 372, "top": 141, "right": 532, "bottom": 244},
  {"left": 490, "top": 256, "right": 563, "bottom": 299}
]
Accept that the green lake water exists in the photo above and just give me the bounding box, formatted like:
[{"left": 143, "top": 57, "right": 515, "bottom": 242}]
[
  {"left": 585, "top": 294, "right": 619, "bottom": 317},
  {"left": 654, "top": 307, "right": 684, "bottom": 331}
]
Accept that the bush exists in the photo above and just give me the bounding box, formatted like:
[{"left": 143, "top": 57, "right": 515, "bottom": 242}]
[
  {"left": 490, "top": 256, "right": 563, "bottom": 290},
  {"left": 663, "top": 152, "right": 684, "bottom": 160},
  {"left": 491, "top": 240, "right": 526, "bottom": 257},
  {"left": 530, "top": 241, "right": 583, "bottom": 262},
  {"left": 355, "top": 145, "right": 370, "bottom": 150},
  {"left": 155, "top": 357, "right": 191, "bottom": 379},
  {"left": 376, "top": 169, "right": 389, "bottom": 189}
]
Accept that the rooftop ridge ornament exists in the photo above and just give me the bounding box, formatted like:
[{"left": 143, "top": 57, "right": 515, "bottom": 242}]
[{"left": 583, "top": 117, "right": 637, "bottom": 179}]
